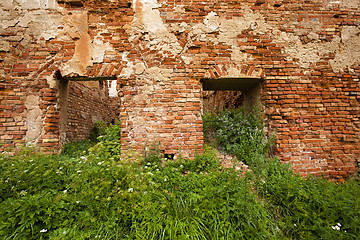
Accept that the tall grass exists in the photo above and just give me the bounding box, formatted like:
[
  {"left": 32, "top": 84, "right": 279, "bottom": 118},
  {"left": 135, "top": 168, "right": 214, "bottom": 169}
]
[{"left": 0, "top": 110, "right": 359, "bottom": 239}]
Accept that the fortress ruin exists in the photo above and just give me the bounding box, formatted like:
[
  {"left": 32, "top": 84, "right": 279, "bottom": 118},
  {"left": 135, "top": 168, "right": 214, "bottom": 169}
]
[{"left": 0, "top": 0, "right": 359, "bottom": 180}]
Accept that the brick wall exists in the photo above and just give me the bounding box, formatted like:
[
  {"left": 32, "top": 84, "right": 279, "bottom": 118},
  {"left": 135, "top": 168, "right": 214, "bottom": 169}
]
[
  {"left": 65, "top": 80, "right": 117, "bottom": 142},
  {"left": 1, "top": 0, "right": 359, "bottom": 179}
]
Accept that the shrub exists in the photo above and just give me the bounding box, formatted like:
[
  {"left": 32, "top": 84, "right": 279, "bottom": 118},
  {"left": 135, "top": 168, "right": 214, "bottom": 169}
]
[
  {"left": 203, "top": 107, "right": 273, "bottom": 164},
  {"left": 61, "top": 140, "right": 95, "bottom": 158},
  {"left": 89, "top": 121, "right": 108, "bottom": 142},
  {"left": 254, "top": 156, "right": 360, "bottom": 239}
]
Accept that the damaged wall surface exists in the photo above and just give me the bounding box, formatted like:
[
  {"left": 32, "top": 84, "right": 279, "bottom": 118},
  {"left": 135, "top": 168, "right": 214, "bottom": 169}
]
[{"left": 0, "top": 0, "right": 359, "bottom": 180}]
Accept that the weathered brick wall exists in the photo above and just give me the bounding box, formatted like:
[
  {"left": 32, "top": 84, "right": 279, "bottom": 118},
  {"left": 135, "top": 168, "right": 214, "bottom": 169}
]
[
  {"left": 146, "top": 0, "right": 360, "bottom": 179},
  {"left": 1, "top": 0, "right": 359, "bottom": 179},
  {"left": 65, "top": 81, "right": 117, "bottom": 142}
]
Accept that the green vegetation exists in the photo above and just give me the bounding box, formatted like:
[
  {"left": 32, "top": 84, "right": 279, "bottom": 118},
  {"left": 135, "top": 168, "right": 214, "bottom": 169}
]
[{"left": 0, "top": 110, "right": 359, "bottom": 239}]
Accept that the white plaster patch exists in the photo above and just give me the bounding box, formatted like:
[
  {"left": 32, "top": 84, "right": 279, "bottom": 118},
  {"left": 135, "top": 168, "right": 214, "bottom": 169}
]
[
  {"left": 231, "top": 47, "right": 248, "bottom": 62},
  {"left": 92, "top": 32, "right": 114, "bottom": 63},
  {"left": 108, "top": 80, "right": 118, "bottom": 97},
  {"left": 181, "top": 56, "right": 191, "bottom": 65},
  {"left": 203, "top": 11, "right": 219, "bottom": 32},
  {"left": 145, "top": 67, "right": 173, "bottom": 83},
  {"left": 0, "top": 40, "right": 11, "bottom": 52},
  {"left": 131, "top": 0, "right": 182, "bottom": 56},
  {"left": 13, "top": 0, "right": 59, "bottom": 10},
  {"left": 140, "top": 0, "right": 167, "bottom": 34},
  {"left": 16, "top": 10, "right": 63, "bottom": 41},
  {"left": 119, "top": 52, "right": 135, "bottom": 78},
  {"left": 134, "top": 62, "right": 146, "bottom": 75},
  {"left": 340, "top": 0, "right": 360, "bottom": 9},
  {"left": 278, "top": 32, "right": 341, "bottom": 69},
  {"left": 46, "top": 75, "right": 57, "bottom": 89},
  {"left": 330, "top": 26, "right": 360, "bottom": 72},
  {"left": 24, "top": 95, "right": 43, "bottom": 142}
]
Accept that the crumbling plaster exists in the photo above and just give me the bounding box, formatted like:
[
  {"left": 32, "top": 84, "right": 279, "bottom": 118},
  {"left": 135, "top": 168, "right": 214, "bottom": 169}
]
[
  {"left": 126, "top": 1, "right": 360, "bottom": 78},
  {"left": 24, "top": 95, "right": 43, "bottom": 142},
  {"left": 0, "top": 0, "right": 114, "bottom": 76}
]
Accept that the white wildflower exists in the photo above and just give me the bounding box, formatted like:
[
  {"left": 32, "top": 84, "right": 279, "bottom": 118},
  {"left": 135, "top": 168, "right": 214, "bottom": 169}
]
[
  {"left": 147, "top": 162, "right": 151, "bottom": 166},
  {"left": 149, "top": 181, "right": 155, "bottom": 185},
  {"left": 98, "top": 161, "right": 103, "bottom": 165},
  {"left": 337, "top": 223, "right": 342, "bottom": 227},
  {"left": 144, "top": 166, "right": 148, "bottom": 169},
  {"left": 63, "top": 190, "right": 67, "bottom": 194},
  {"left": 76, "top": 201, "right": 80, "bottom": 204},
  {"left": 164, "top": 178, "right": 167, "bottom": 182},
  {"left": 143, "top": 191, "right": 147, "bottom": 195},
  {"left": 40, "top": 229, "right": 48, "bottom": 233},
  {"left": 20, "top": 190, "right": 27, "bottom": 196},
  {"left": 180, "top": 165, "right": 184, "bottom": 168},
  {"left": 128, "top": 188, "right": 134, "bottom": 193},
  {"left": 147, "top": 172, "right": 153, "bottom": 176},
  {"left": 77, "top": 170, "right": 81, "bottom": 173},
  {"left": 80, "top": 156, "right": 87, "bottom": 160},
  {"left": 332, "top": 225, "right": 341, "bottom": 231}
]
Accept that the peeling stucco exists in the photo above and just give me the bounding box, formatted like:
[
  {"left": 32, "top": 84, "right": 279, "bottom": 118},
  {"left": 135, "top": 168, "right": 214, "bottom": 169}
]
[
  {"left": 24, "top": 95, "right": 43, "bottom": 142},
  {"left": 46, "top": 75, "right": 58, "bottom": 89},
  {"left": 0, "top": 40, "right": 10, "bottom": 52},
  {"left": 61, "top": 11, "right": 92, "bottom": 76},
  {"left": 278, "top": 32, "right": 341, "bottom": 69},
  {"left": 119, "top": 52, "right": 135, "bottom": 78},
  {"left": 145, "top": 67, "right": 173, "bottom": 83},
  {"left": 330, "top": 26, "right": 360, "bottom": 73},
  {"left": 0, "top": 1, "right": 115, "bottom": 76},
  {"left": 130, "top": 0, "right": 182, "bottom": 56},
  {"left": 59, "top": 11, "right": 116, "bottom": 76},
  {"left": 340, "top": 0, "right": 360, "bottom": 9}
]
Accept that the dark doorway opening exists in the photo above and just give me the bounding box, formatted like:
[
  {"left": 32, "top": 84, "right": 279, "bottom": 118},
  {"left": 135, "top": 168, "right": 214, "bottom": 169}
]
[{"left": 201, "top": 77, "right": 263, "bottom": 114}]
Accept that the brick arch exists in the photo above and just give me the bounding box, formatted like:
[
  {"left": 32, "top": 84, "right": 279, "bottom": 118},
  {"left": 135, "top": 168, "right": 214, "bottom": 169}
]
[{"left": 205, "top": 64, "right": 264, "bottom": 79}]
